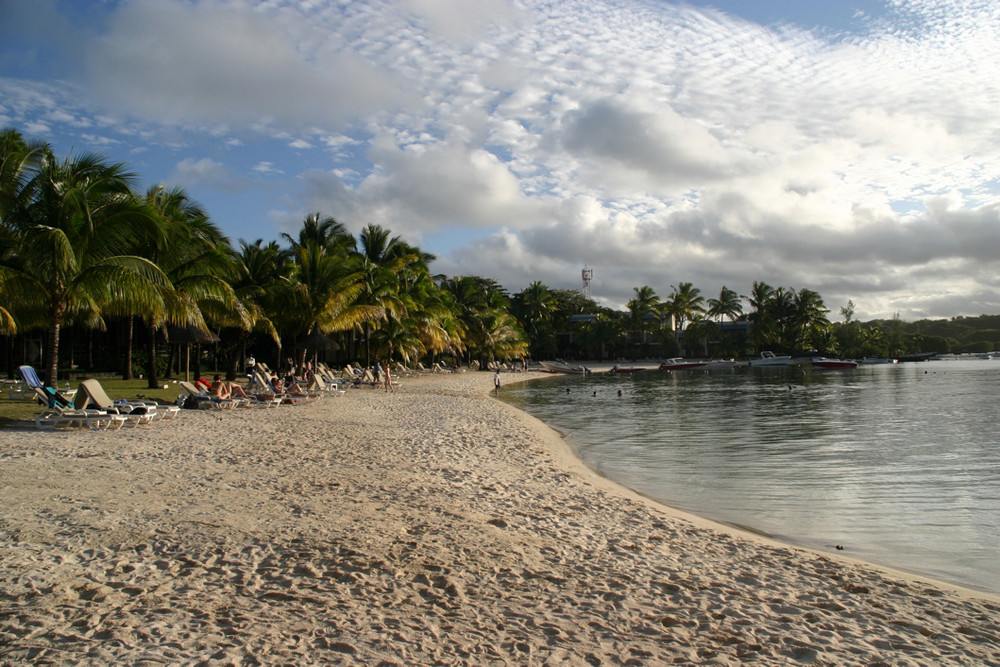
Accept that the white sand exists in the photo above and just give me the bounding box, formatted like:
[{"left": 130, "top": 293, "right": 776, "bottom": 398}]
[{"left": 1, "top": 372, "right": 999, "bottom": 665}]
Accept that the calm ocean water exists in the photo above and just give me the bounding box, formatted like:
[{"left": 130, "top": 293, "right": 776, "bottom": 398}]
[{"left": 503, "top": 359, "right": 1000, "bottom": 595}]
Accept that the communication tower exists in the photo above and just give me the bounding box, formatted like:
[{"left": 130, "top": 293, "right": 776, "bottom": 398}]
[{"left": 581, "top": 266, "right": 593, "bottom": 299}]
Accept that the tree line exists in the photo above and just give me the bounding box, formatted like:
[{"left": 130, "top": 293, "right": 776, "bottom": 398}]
[{"left": 2, "top": 128, "right": 993, "bottom": 385}]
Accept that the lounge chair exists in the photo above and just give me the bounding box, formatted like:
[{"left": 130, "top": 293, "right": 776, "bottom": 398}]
[
  {"left": 251, "top": 371, "right": 312, "bottom": 404},
  {"left": 178, "top": 381, "right": 239, "bottom": 409},
  {"left": 34, "top": 401, "right": 127, "bottom": 430},
  {"left": 309, "top": 372, "right": 345, "bottom": 396},
  {"left": 18, "top": 365, "right": 77, "bottom": 406},
  {"left": 75, "top": 379, "right": 158, "bottom": 426},
  {"left": 27, "top": 385, "right": 126, "bottom": 430}
]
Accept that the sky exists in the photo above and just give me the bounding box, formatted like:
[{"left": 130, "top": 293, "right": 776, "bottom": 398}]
[{"left": 2, "top": 0, "right": 999, "bottom": 321}]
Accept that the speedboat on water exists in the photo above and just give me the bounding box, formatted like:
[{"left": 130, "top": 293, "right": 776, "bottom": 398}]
[
  {"left": 812, "top": 357, "right": 859, "bottom": 369},
  {"left": 539, "top": 360, "right": 590, "bottom": 374},
  {"left": 749, "top": 351, "right": 791, "bottom": 367},
  {"left": 659, "top": 358, "right": 708, "bottom": 371},
  {"left": 860, "top": 357, "right": 897, "bottom": 364},
  {"left": 609, "top": 365, "right": 648, "bottom": 374}
]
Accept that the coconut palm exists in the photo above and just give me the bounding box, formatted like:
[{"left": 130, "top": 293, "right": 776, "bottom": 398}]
[
  {"left": 441, "top": 275, "right": 525, "bottom": 367},
  {"left": 225, "top": 239, "right": 290, "bottom": 377},
  {"left": 516, "top": 281, "right": 558, "bottom": 357},
  {"left": 792, "top": 288, "right": 830, "bottom": 352},
  {"left": 354, "top": 224, "right": 414, "bottom": 365},
  {"left": 707, "top": 286, "right": 743, "bottom": 324},
  {"left": 3, "top": 148, "right": 170, "bottom": 385},
  {"left": 627, "top": 285, "right": 660, "bottom": 348},
  {"left": 747, "top": 281, "right": 778, "bottom": 352},
  {"left": 282, "top": 238, "right": 378, "bottom": 368},
  {"left": 130, "top": 185, "right": 251, "bottom": 387},
  {"left": 0, "top": 129, "right": 47, "bottom": 333},
  {"left": 281, "top": 212, "right": 352, "bottom": 254},
  {"left": 663, "top": 282, "right": 704, "bottom": 355}
]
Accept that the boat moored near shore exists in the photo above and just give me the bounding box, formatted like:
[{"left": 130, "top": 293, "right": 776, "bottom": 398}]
[
  {"left": 749, "top": 351, "right": 791, "bottom": 367},
  {"left": 539, "top": 360, "right": 590, "bottom": 374},
  {"left": 659, "top": 358, "right": 708, "bottom": 371}
]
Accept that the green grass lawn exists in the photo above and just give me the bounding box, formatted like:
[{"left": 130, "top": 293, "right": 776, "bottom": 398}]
[{"left": 0, "top": 377, "right": 209, "bottom": 428}]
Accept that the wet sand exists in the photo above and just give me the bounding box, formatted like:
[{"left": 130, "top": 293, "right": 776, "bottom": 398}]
[{"left": 1, "top": 371, "right": 998, "bottom": 665}]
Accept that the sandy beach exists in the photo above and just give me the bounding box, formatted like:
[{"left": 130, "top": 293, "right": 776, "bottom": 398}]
[{"left": 1, "top": 372, "right": 999, "bottom": 666}]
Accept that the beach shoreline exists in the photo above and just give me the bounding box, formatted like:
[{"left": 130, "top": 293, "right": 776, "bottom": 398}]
[{"left": 1, "top": 371, "right": 998, "bottom": 665}]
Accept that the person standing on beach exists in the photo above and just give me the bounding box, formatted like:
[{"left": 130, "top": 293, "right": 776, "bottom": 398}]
[
  {"left": 246, "top": 353, "right": 256, "bottom": 376},
  {"left": 494, "top": 370, "right": 501, "bottom": 395},
  {"left": 384, "top": 362, "right": 394, "bottom": 393}
]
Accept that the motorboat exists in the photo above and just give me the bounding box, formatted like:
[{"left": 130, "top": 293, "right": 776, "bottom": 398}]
[
  {"left": 539, "top": 360, "right": 590, "bottom": 374},
  {"left": 812, "top": 358, "right": 859, "bottom": 369},
  {"left": 609, "top": 365, "right": 648, "bottom": 374},
  {"left": 749, "top": 351, "right": 791, "bottom": 367},
  {"left": 859, "top": 357, "right": 897, "bottom": 364},
  {"left": 659, "top": 358, "right": 708, "bottom": 371}
]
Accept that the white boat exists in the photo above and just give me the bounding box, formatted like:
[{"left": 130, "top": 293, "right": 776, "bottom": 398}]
[
  {"left": 749, "top": 351, "right": 791, "bottom": 367},
  {"left": 860, "top": 358, "right": 897, "bottom": 365},
  {"left": 539, "top": 360, "right": 590, "bottom": 374}
]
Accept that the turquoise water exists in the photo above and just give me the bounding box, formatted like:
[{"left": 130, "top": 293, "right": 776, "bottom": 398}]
[{"left": 503, "top": 360, "right": 1000, "bottom": 595}]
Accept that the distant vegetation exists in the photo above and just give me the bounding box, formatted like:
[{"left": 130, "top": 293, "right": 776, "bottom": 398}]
[{"left": 2, "top": 128, "right": 995, "bottom": 382}]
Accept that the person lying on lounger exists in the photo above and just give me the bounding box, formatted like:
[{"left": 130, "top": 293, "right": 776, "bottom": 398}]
[
  {"left": 210, "top": 375, "right": 249, "bottom": 400},
  {"left": 271, "top": 378, "right": 311, "bottom": 397}
]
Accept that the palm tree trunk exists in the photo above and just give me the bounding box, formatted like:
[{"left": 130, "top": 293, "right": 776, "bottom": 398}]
[
  {"left": 46, "top": 301, "right": 65, "bottom": 386},
  {"left": 364, "top": 323, "right": 372, "bottom": 366},
  {"left": 123, "top": 317, "right": 134, "bottom": 379},
  {"left": 146, "top": 323, "right": 160, "bottom": 389}
]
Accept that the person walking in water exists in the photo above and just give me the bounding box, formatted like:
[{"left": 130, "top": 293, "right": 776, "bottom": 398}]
[{"left": 494, "top": 369, "right": 501, "bottom": 396}]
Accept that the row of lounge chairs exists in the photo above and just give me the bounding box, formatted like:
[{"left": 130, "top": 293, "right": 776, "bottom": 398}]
[{"left": 18, "top": 366, "right": 179, "bottom": 430}]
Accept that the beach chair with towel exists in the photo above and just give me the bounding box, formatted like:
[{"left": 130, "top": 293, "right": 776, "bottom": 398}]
[
  {"left": 20, "top": 378, "right": 124, "bottom": 432},
  {"left": 18, "top": 365, "right": 77, "bottom": 406},
  {"left": 32, "top": 400, "right": 127, "bottom": 431},
  {"left": 75, "top": 379, "right": 159, "bottom": 426}
]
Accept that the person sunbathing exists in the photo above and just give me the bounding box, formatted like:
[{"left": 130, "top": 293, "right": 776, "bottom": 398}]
[
  {"left": 210, "top": 375, "right": 249, "bottom": 400},
  {"left": 271, "top": 378, "right": 308, "bottom": 396}
]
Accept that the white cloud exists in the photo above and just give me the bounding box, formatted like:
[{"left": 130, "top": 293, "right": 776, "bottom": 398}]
[
  {"left": 83, "top": 0, "right": 416, "bottom": 130},
  {"left": 253, "top": 161, "right": 283, "bottom": 175},
  {"left": 169, "top": 157, "right": 245, "bottom": 192},
  {"left": 6, "top": 0, "right": 1000, "bottom": 320}
]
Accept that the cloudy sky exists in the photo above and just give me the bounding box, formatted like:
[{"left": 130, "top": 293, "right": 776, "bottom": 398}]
[{"left": 2, "top": 0, "right": 999, "bottom": 321}]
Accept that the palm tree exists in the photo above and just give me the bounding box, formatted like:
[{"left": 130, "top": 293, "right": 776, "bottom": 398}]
[
  {"left": 441, "top": 276, "right": 525, "bottom": 367},
  {"left": 517, "top": 281, "right": 558, "bottom": 357},
  {"left": 627, "top": 285, "right": 660, "bottom": 348},
  {"left": 3, "top": 148, "right": 170, "bottom": 385},
  {"left": 663, "top": 282, "right": 704, "bottom": 355},
  {"left": 792, "top": 288, "right": 830, "bottom": 352},
  {"left": 0, "top": 129, "right": 47, "bottom": 334},
  {"left": 354, "top": 224, "right": 413, "bottom": 365},
  {"left": 132, "top": 185, "right": 249, "bottom": 388},
  {"left": 282, "top": 238, "right": 377, "bottom": 369},
  {"left": 226, "top": 239, "right": 289, "bottom": 377},
  {"left": 707, "top": 286, "right": 743, "bottom": 324},
  {"left": 281, "top": 212, "right": 352, "bottom": 254},
  {"left": 747, "top": 281, "right": 777, "bottom": 352}
]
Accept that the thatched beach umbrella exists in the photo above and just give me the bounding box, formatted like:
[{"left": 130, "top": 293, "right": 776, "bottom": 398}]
[{"left": 300, "top": 326, "right": 339, "bottom": 369}]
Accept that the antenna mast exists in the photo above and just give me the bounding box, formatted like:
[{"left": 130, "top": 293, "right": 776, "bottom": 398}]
[{"left": 581, "top": 265, "right": 593, "bottom": 299}]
